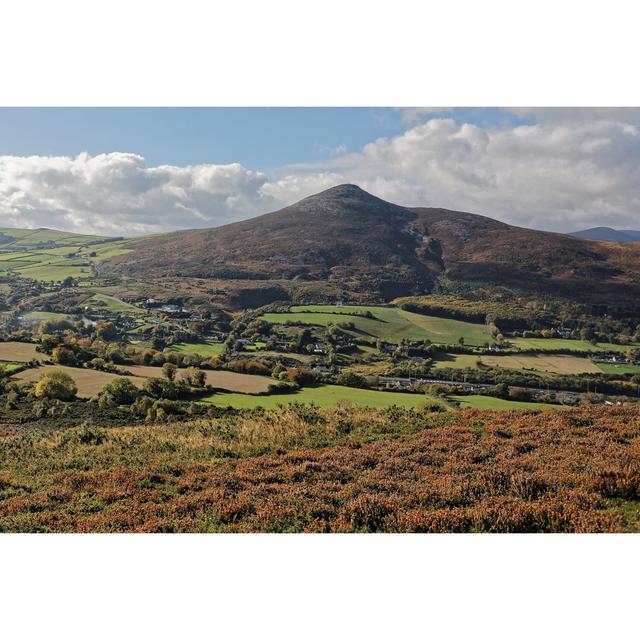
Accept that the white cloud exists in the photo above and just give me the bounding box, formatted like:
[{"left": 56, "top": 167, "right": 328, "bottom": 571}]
[
  {"left": 1, "top": 110, "right": 640, "bottom": 236},
  {"left": 0, "top": 152, "right": 275, "bottom": 235}
]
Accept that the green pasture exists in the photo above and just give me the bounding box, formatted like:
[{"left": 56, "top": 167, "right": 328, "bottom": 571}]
[
  {"left": 261, "top": 304, "right": 492, "bottom": 346},
  {"left": 202, "top": 383, "right": 447, "bottom": 410},
  {"left": 509, "top": 337, "right": 639, "bottom": 353},
  {"left": 169, "top": 342, "right": 225, "bottom": 357},
  {"left": 450, "top": 394, "right": 560, "bottom": 410}
]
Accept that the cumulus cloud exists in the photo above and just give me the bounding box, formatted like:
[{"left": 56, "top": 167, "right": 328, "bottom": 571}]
[
  {"left": 278, "top": 113, "right": 640, "bottom": 232},
  {"left": 0, "top": 152, "right": 275, "bottom": 235},
  {"left": 1, "top": 110, "right": 639, "bottom": 235}
]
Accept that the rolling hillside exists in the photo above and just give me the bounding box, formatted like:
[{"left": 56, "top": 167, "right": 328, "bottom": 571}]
[
  {"left": 101, "top": 185, "right": 640, "bottom": 307},
  {"left": 570, "top": 227, "right": 640, "bottom": 243}
]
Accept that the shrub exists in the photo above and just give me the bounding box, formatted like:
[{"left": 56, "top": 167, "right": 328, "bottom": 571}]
[
  {"left": 101, "top": 377, "right": 140, "bottom": 405},
  {"left": 162, "top": 362, "right": 177, "bottom": 380},
  {"left": 34, "top": 369, "right": 77, "bottom": 401}
]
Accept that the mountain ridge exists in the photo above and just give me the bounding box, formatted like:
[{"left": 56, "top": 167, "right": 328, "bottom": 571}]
[{"left": 86, "top": 184, "right": 640, "bottom": 307}]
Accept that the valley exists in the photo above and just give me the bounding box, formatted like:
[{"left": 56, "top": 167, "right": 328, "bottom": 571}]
[{"left": 1, "top": 186, "right": 640, "bottom": 533}]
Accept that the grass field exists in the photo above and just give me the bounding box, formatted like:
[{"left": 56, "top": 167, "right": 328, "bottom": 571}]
[
  {"left": 202, "top": 384, "right": 447, "bottom": 410},
  {"left": 510, "top": 337, "right": 639, "bottom": 353},
  {"left": 262, "top": 305, "right": 492, "bottom": 345},
  {"left": 596, "top": 362, "right": 640, "bottom": 375},
  {"left": 0, "top": 342, "right": 43, "bottom": 362},
  {"left": 450, "top": 394, "right": 560, "bottom": 410},
  {"left": 0, "top": 235, "right": 133, "bottom": 282},
  {"left": 87, "top": 293, "right": 144, "bottom": 315},
  {"left": 433, "top": 352, "right": 602, "bottom": 374},
  {"left": 22, "top": 311, "right": 73, "bottom": 322},
  {"left": 169, "top": 342, "right": 225, "bottom": 358}
]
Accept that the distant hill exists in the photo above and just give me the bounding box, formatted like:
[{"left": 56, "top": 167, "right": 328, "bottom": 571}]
[
  {"left": 0, "top": 227, "right": 109, "bottom": 251},
  {"left": 96, "top": 184, "right": 640, "bottom": 307},
  {"left": 569, "top": 227, "right": 640, "bottom": 243}
]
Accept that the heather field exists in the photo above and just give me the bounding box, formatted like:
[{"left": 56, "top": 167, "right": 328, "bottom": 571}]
[{"left": 1, "top": 405, "right": 639, "bottom": 532}]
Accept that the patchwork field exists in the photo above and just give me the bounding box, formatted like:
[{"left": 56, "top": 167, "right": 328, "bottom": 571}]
[
  {"left": 202, "top": 384, "right": 447, "bottom": 410},
  {"left": 433, "top": 352, "right": 602, "bottom": 374},
  {"left": 0, "top": 236, "right": 133, "bottom": 282},
  {"left": 510, "top": 337, "right": 639, "bottom": 353},
  {"left": 0, "top": 342, "right": 43, "bottom": 362},
  {"left": 262, "top": 305, "right": 492, "bottom": 345}
]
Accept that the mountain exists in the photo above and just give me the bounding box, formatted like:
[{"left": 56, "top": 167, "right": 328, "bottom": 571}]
[
  {"left": 569, "top": 227, "right": 640, "bottom": 243},
  {"left": 103, "top": 185, "right": 640, "bottom": 306},
  {"left": 105, "top": 185, "right": 440, "bottom": 298}
]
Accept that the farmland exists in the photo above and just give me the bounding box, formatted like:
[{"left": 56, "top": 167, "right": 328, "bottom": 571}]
[
  {"left": 13, "top": 364, "right": 144, "bottom": 397},
  {"left": 0, "top": 404, "right": 638, "bottom": 532},
  {"left": 202, "top": 384, "right": 447, "bottom": 410},
  {"left": 169, "top": 342, "right": 225, "bottom": 358},
  {"left": 262, "top": 304, "right": 493, "bottom": 345},
  {"left": 509, "top": 336, "right": 639, "bottom": 353},
  {"left": 0, "top": 234, "right": 133, "bottom": 282},
  {"left": 450, "top": 394, "right": 558, "bottom": 410},
  {"left": 433, "top": 352, "right": 603, "bottom": 374},
  {"left": 596, "top": 362, "right": 640, "bottom": 375},
  {"left": 124, "top": 365, "right": 272, "bottom": 393},
  {"left": 0, "top": 341, "right": 43, "bottom": 362}
]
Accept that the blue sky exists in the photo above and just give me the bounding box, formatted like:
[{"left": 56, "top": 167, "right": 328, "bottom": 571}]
[
  {"left": 0, "top": 107, "right": 410, "bottom": 170},
  {"left": 0, "top": 107, "right": 533, "bottom": 171}
]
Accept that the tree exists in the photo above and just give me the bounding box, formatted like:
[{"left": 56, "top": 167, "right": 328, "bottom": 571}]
[
  {"left": 34, "top": 369, "right": 77, "bottom": 401},
  {"left": 182, "top": 367, "right": 206, "bottom": 387},
  {"left": 51, "top": 346, "right": 77, "bottom": 366},
  {"left": 101, "top": 377, "right": 139, "bottom": 405},
  {"left": 96, "top": 321, "right": 118, "bottom": 341},
  {"left": 162, "top": 362, "right": 177, "bottom": 380}
]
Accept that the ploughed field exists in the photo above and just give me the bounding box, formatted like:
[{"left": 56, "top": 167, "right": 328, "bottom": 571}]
[
  {"left": 260, "top": 305, "right": 494, "bottom": 346},
  {"left": 1, "top": 405, "right": 638, "bottom": 532}
]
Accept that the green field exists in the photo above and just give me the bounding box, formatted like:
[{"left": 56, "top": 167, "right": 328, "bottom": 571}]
[
  {"left": 596, "top": 362, "right": 640, "bottom": 375},
  {"left": 510, "top": 337, "right": 639, "bottom": 353},
  {"left": 169, "top": 342, "right": 225, "bottom": 357},
  {"left": 0, "top": 234, "right": 133, "bottom": 282},
  {"left": 87, "top": 293, "right": 145, "bottom": 315},
  {"left": 262, "top": 305, "right": 492, "bottom": 345},
  {"left": 450, "top": 394, "right": 560, "bottom": 410},
  {"left": 23, "top": 311, "right": 73, "bottom": 321},
  {"left": 202, "top": 384, "right": 447, "bottom": 410}
]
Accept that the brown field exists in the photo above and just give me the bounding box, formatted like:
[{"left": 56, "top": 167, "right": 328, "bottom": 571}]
[
  {"left": 434, "top": 352, "right": 601, "bottom": 374},
  {"left": 1, "top": 405, "right": 639, "bottom": 532},
  {"left": 0, "top": 341, "right": 43, "bottom": 363},
  {"left": 13, "top": 364, "right": 145, "bottom": 397},
  {"left": 125, "top": 365, "right": 272, "bottom": 393},
  {"left": 12, "top": 362, "right": 272, "bottom": 397},
  {"left": 482, "top": 354, "right": 602, "bottom": 374}
]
